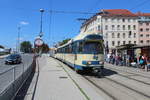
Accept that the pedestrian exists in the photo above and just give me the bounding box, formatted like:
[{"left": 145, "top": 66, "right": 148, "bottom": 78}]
[
  {"left": 147, "top": 57, "right": 150, "bottom": 71},
  {"left": 139, "top": 53, "right": 147, "bottom": 70},
  {"left": 143, "top": 54, "right": 148, "bottom": 71}
]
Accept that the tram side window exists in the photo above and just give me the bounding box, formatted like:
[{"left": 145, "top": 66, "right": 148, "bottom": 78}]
[
  {"left": 72, "top": 42, "right": 77, "bottom": 53},
  {"left": 69, "top": 45, "right": 72, "bottom": 53},
  {"left": 78, "top": 42, "right": 83, "bottom": 53}
]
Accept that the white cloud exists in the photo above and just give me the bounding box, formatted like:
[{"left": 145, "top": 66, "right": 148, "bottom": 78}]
[{"left": 20, "top": 21, "right": 29, "bottom": 25}]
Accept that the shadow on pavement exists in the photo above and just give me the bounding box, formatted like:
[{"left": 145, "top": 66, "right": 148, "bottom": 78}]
[
  {"left": 14, "top": 72, "right": 34, "bottom": 100},
  {"left": 83, "top": 68, "right": 118, "bottom": 77}
]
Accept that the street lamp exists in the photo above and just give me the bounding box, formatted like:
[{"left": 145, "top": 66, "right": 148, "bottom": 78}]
[
  {"left": 39, "top": 9, "right": 44, "bottom": 37},
  {"left": 17, "top": 26, "right": 21, "bottom": 53}
]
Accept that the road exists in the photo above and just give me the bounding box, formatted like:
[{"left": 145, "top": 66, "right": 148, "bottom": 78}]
[
  {"left": 0, "top": 54, "right": 33, "bottom": 73},
  {"left": 0, "top": 54, "right": 34, "bottom": 93}
]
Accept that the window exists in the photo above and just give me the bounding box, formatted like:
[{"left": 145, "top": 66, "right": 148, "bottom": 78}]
[
  {"left": 105, "top": 25, "right": 108, "bottom": 30},
  {"left": 128, "top": 19, "right": 130, "bottom": 22},
  {"left": 146, "top": 28, "right": 149, "bottom": 32},
  {"left": 98, "top": 25, "right": 101, "bottom": 31},
  {"left": 134, "top": 33, "right": 136, "bottom": 38},
  {"left": 112, "top": 33, "right": 115, "bottom": 38},
  {"left": 112, "top": 25, "right": 115, "bottom": 30},
  {"left": 140, "top": 23, "right": 143, "bottom": 26},
  {"left": 117, "top": 33, "right": 120, "bottom": 38},
  {"left": 118, "top": 41, "right": 120, "bottom": 46},
  {"left": 83, "top": 42, "right": 103, "bottom": 54},
  {"left": 129, "top": 41, "right": 131, "bottom": 44},
  {"left": 128, "top": 31, "right": 132, "bottom": 38},
  {"left": 134, "top": 41, "right": 136, "bottom": 44},
  {"left": 133, "top": 25, "right": 136, "bottom": 30},
  {"left": 112, "top": 41, "right": 115, "bottom": 46},
  {"left": 140, "top": 28, "right": 143, "bottom": 32},
  {"left": 122, "top": 18, "right": 125, "bottom": 22},
  {"left": 77, "top": 42, "right": 83, "bottom": 53},
  {"left": 106, "top": 33, "right": 108, "bottom": 38},
  {"left": 117, "top": 25, "right": 120, "bottom": 30},
  {"left": 105, "top": 18, "right": 108, "bottom": 22},
  {"left": 147, "top": 40, "right": 150, "bottom": 43},
  {"left": 117, "top": 18, "right": 120, "bottom": 22},
  {"left": 146, "top": 34, "right": 150, "bottom": 37},
  {"left": 128, "top": 25, "right": 131, "bottom": 30},
  {"left": 123, "top": 33, "right": 125, "bottom": 38},
  {"left": 146, "top": 23, "right": 149, "bottom": 26},
  {"left": 140, "top": 40, "right": 143, "bottom": 43},
  {"left": 123, "top": 25, "right": 125, "bottom": 30},
  {"left": 123, "top": 41, "right": 126, "bottom": 45},
  {"left": 140, "top": 34, "right": 143, "bottom": 37}
]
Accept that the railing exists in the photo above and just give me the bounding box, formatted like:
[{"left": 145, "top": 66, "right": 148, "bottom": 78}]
[{"left": 0, "top": 55, "right": 36, "bottom": 100}]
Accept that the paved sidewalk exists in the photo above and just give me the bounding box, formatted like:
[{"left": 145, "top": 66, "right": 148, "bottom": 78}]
[{"left": 33, "top": 56, "right": 87, "bottom": 100}]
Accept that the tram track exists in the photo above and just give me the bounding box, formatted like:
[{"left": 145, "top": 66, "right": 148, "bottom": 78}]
[
  {"left": 83, "top": 75, "right": 150, "bottom": 100},
  {"left": 106, "top": 66, "right": 150, "bottom": 79},
  {"left": 55, "top": 58, "right": 150, "bottom": 100},
  {"left": 104, "top": 77, "right": 150, "bottom": 99},
  {"left": 83, "top": 76, "right": 118, "bottom": 100}
]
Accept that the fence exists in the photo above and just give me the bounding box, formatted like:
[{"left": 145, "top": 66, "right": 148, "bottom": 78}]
[{"left": 0, "top": 55, "right": 36, "bottom": 100}]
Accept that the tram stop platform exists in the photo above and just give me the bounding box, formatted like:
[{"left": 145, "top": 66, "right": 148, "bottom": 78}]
[{"left": 24, "top": 55, "right": 87, "bottom": 100}]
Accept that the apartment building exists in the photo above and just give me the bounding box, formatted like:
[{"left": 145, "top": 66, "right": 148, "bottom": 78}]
[
  {"left": 137, "top": 12, "right": 150, "bottom": 45},
  {"left": 80, "top": 9, "right": 139, "bottom": 52}
]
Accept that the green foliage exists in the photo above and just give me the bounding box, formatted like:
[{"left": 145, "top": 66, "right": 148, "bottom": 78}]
[
  {"left": 59, "top": 38, "right": 71, "bottom": 46},
  {"left": 0, "top": 45, "right": 4, "bottom": 48},
  {"left": 41, "top": 43, "right": 49, "bottom": 53},
  {"left": 20, "top": 41, "right": 32, "bottom": 53}
]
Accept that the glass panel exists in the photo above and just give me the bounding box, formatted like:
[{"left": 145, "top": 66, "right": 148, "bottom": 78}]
[{"left": 83, "top": 42, "right": 103, "bottom": 54}]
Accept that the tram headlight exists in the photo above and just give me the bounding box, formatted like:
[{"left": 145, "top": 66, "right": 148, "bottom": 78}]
[
  {"left": 99, "top": 61, "right": 104, "bottom": 65},
  {"left": 87, "top": 61, "right": 91, "bottom": 65}
]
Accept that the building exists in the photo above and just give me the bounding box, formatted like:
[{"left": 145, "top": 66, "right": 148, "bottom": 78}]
[
  {"left": 137, "top": 12, "right": 150, "bottom": 45},
  {"left": 80, "top": 9, "right": 139, "bottom": 54}
]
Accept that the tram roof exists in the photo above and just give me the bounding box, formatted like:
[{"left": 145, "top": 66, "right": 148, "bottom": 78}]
[{"left": 57, "top": 33, "right": 103, "bottom": 49}]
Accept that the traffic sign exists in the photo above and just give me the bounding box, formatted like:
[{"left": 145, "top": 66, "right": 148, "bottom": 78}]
[{"left": 35, "top": 38, "right": 44, "bottom": 46}]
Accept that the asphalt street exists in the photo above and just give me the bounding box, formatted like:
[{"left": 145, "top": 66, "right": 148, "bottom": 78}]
[{"left": 0, "top": 54, "right": 34, "bottom": 93}]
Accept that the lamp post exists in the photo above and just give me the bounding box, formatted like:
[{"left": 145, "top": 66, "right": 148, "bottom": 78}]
[
  {"left": 17, "top": 26, "right": 21, "bottom": 53},
  {"left": 39, "top": 9, "right": 44, "bottom": 37}
]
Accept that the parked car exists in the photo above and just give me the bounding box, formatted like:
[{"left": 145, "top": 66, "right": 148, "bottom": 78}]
[{"left": 5, "top": 54, "right": 22, "bottom": 64}]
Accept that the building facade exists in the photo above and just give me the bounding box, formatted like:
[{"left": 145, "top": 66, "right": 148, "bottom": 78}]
[
  {"left": 137, "top": 12, "right": 150, "bottom": 46},
  {"left": 80, "top": 9, "right": 139, "bottom": 53}
]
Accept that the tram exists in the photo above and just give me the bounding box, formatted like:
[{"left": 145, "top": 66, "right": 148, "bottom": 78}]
[{"left": 55, "top": 34, "right": 104, "bottom": 76}]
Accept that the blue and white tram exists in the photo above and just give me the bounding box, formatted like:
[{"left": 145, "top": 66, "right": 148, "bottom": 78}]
[{"left": 55, "top": 34, "right": 104, "bottom": 76}]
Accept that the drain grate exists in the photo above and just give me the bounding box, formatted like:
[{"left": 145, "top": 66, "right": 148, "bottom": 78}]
[{"left": 59, "top": 76, "right": 68, "bottom": 79}]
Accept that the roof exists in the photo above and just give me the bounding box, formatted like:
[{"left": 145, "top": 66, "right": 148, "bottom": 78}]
[
  {"left": 99, "top": 9, "right": 137, "bottom": 17},
  {"left": 136, "top": 12, "right": 150, "bottom": 17}
]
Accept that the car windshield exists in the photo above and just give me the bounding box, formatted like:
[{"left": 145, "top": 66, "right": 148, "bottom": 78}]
[
  {"left": 83, "top": 42, "right": 103, "bottom": 54},
  {"left": 7, "top": 55, "right": 18, "bottom": 59}
]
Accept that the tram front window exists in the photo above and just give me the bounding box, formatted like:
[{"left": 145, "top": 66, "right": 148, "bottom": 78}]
[{"left": 83, "top": 42, "right": 103, "bottom": 54}]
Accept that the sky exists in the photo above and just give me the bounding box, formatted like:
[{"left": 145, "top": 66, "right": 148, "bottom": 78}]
[{"left": 0, "top": 0, "right": 150, "bottom": 49}]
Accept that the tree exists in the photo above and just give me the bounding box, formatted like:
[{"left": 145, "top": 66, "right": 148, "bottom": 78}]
[
  {"left": 0, "top": 45, "right": 4, "bottom": 48},
  {"left": 20, "top": 41, "right": 32, "bottom": 53},
  {"left": 59, "top": 38, "right": 71, "bottom": 46},
  {"left": 41, "top": 43, "right": 49, "bottom": 53}
]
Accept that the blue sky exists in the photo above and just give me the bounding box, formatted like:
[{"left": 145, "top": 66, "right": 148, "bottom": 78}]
[{"left": 0, "top": 0, "right": 150, "bottom": 48}]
